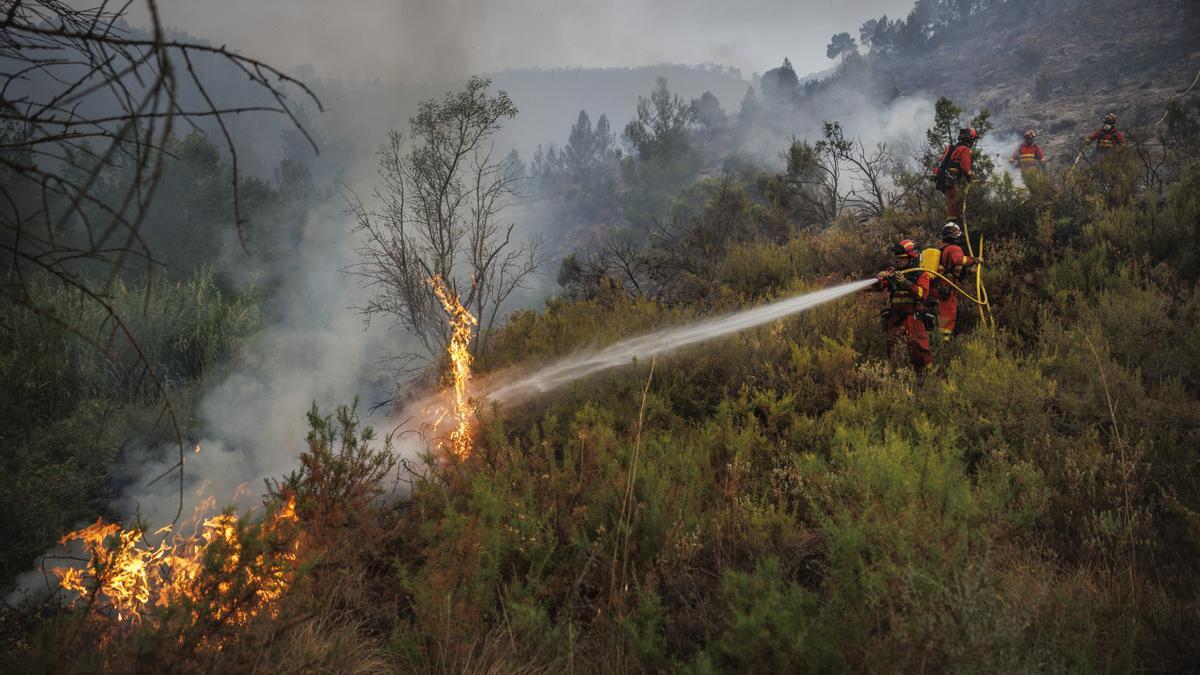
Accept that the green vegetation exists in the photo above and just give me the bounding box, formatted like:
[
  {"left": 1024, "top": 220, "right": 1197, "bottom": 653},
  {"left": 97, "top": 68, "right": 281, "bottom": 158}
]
[
  {"left": 0, "top": 122, "right": 317, "bottom": 589},
  {"left": 12, "top": 95, "right": 1200, "bottom": 671},
  {"left": 0, "top": 271, "right": 261, "bottom": 582},
  {"left": 4, "top": 2, "right": 1200, "bottom": 664}
]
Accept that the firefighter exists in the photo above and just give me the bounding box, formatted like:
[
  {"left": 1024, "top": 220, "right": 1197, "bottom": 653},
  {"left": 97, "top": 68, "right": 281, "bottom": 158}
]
[
  {"left": 873, "top": 239, "right": 933, "bottom": 372},
  {"left": 932, "top": 127, "right": 977, "bottom": 223},
  {"left": 1009, "top": 129, "right": 1045, "bottom": 173},
  {"left": 1085, "top": 113, "right": 1125, "bottom": 158},
  {"left": 932, "top": 222, "right": 981, "bottom": 342}
]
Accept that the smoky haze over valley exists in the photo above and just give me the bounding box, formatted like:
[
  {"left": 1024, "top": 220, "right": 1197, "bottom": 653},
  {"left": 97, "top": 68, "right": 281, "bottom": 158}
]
[{"left": 128, "top": 0, "right": 916, "bottom": 82}]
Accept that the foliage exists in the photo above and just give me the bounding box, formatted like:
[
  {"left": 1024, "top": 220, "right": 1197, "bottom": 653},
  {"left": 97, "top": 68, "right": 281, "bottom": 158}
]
[
  {"left": 619, "top": 78, "right": 701, "bottom": 229},
  {"left": 0, "top": 270, "right": 259, "bottom": 584},
  {"left": 774, "top": 121, "right": 896, "bottom": 226},
  {"left": 351, "top": 141, "right": 1200, "bottom": 671},
  {"left": 622, "top": 77, "right": 695, "bottom": 163},
  {"left": 690, "top": 92, "right": 726, "bottom": 130},
  {"left": 923, "top": 96, "right": 994, "bottom": 180},
  {"left": 825, "top": 32, "right": 858, "bottom": 61},
  {"left": 348, "top": 77, "right": 542, "bottom": 359},
  {"left": 759, "top": 59, "right": 800, "bottom": 108},
  {"left": 737, "top": 86, "right": 762, "bottom": 122},
  {"left": 267, "top": 400, "right": 397, "bottom": 532},
  {"left": 533, "top": 110, "right": 620, "bottom": 219},
  {"left": 8, "top": 21, "right": 1200, "bottom": 671}
]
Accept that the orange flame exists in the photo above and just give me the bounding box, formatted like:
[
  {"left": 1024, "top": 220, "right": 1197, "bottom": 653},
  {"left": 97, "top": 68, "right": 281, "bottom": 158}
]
[
  {"left": 51, "top": 495, "right": 300, "bottom": 635},
  {"left": 430, "top": 275, "right": 478, "bottom": 459}
]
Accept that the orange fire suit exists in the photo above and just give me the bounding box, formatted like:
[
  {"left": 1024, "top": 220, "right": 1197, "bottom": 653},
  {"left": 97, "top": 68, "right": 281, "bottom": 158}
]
[
  {"left": 933, "top": 144, "right": 974, "bottom": 221},
  {"left": 933, "top": 243, "right": 978, "bottom": 341},
  {"left": 1011, "top": 143, "right": 1044, "bottom": 171},
  {"left": 1088, "top": 127, "right": 1125, "bottom": 156},
  {"left": 875, "top": 269, "right": 933, "bottom": 370}
]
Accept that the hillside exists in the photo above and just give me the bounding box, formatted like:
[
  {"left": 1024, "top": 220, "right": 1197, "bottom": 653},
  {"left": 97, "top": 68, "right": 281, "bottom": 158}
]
[
  {"left": 859, "top": 0, "right": 1199, "bottom": 158},
  {"left": 5, "top": 0, "right": 1200, "bottom": 672}
]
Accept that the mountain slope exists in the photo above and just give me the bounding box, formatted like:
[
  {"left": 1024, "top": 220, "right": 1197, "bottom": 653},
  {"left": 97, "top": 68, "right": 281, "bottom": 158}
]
[{"left": 861, "top": 0, "right": 1198, "bottom": 157}]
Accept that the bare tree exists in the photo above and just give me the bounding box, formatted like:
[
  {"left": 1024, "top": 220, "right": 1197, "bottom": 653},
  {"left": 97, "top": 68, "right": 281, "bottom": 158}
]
[
  {"left": 1129, "top": 128, "right": 1170, "bottom": 197},
  {"left": 557, "top": 235, "right": 650, "bottom": 301},
  {"left": 348, "top": 76, "right": 542, "bottom": 361},
  {"left": 0, "top": 1, "right": 320, "bottom": 522},
  {"left": 782, "top": 135, "right": 847, "bottom": 225},
  {"left": 779, "top": 122, "right": 896, "bottom": 226},
  {"left": 818, "top": 121, "right": 895, "bottom": 218}
]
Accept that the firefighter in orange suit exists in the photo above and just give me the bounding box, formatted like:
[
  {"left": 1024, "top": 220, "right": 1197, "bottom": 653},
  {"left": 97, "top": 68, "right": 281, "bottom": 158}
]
[
  {"left": 932, "top": 128, "right": 977, "bottom": 223},
  {"left": 1086, "top": 113, "right": 1125, "bottom": 158},
  {"left": 873, "top": 239, "right": 933, "bottom": 371},
  {"left": 1010, "top": 129, "right": 1045, "bottom": 172},
  {"left": 933, "top": 222, "right": 980, "bottom": 342}
]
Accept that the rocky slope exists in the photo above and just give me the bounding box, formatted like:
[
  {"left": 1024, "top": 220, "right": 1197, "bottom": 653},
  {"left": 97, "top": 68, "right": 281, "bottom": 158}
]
[{"left": 865, "top": 0, "right": 1198, "bottom": 159}]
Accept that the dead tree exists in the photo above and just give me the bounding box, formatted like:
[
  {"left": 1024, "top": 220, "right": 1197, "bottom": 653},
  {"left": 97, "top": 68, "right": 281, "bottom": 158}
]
[
  {"left": 0, "top": 1, "right": 320, "bottom": 522},
  {"left": 348, "top": 76, "right": 543, "bottom": 361},
  {"left": 819, "top": 122, "right": 895, "bottom": 219},
  {"left": 782, "top": 135, "right": 848, "bottom": 226}
]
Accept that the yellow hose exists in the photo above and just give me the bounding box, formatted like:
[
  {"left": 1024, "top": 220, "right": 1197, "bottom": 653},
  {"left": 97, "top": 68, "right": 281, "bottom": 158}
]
[
  {"left": 961, "top": 181, "right": 995, "bottom": 329},
  {"left": 962, "top": 182, "right": 976, "bottom": 258},
  {"left": 977, "top": 234, "right": 995, "bottom": 331},
  {"left": 901, "top": 179, "right": 995, "bottom": 330},
  {"left": 897, "top": 266, "right": 987, "bottom": 306}
]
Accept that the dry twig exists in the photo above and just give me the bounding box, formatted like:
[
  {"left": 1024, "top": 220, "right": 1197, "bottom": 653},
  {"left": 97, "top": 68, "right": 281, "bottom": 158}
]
[{"left": 1, "top": 1, "right": 322, "bottom": 523}]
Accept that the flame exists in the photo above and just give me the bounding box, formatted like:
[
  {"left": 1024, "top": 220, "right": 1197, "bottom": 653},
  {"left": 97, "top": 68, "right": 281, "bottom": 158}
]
[
  {"left": 51, "top": 495, "right": 300, "bottom": 637},
  {"left": 430, "top": 275, "right": 478, "bottom": 459},
  {"left": 54, "top": 521, "right": 161, "bottom": 621}
]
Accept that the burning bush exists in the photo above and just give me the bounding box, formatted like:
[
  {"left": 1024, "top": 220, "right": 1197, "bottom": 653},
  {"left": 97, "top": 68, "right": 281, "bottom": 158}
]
[{"left": 46, "top": 495, "right": 301, "bottom": 650}]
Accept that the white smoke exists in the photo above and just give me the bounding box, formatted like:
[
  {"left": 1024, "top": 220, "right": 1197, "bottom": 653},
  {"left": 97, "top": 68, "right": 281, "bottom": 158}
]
[
  {"left": 123, "top": 225, "right": 394, "bottom": 526},
  {"left": 980, "top": 130, "right": 1029, "bottom": 187},
  {"left": 5, "top": 194, "right": 412, "bottom": 606}
]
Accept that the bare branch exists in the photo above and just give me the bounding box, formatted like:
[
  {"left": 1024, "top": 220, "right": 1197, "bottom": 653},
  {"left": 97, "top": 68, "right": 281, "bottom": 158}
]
[
  {"left": 345, "top": 77, "right": 538, "bottom": 368},
  {"left": 1, "top": 0, "right": 322, "bottom": 524}
]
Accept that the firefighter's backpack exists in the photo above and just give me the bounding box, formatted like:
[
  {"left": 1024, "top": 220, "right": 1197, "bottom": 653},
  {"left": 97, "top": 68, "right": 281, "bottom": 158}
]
[{"left": 934, "top": 145, "right": 963, "bottom": 193}]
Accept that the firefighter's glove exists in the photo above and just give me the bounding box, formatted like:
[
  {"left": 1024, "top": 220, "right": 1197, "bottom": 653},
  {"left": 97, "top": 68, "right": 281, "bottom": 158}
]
[
  {"left": 893, "top": 274, "right": 912, "bottom": 290},
  {"left": 972, "top": 256, "right": 984, "bottom": 265},
  {"left": 938, "top": 285, "right": 952, "bottom": 300}
]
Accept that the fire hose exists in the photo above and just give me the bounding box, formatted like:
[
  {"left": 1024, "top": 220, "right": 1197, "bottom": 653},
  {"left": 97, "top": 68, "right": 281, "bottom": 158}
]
[
  {"left": 897, "top": 266, "right": 987, "bottom": 306},
  {"left": 960, "top": 182, "right": 996, "bottom": 330},
  {"left": 894, "top": 182, "right": 996, "bottom": 330}
]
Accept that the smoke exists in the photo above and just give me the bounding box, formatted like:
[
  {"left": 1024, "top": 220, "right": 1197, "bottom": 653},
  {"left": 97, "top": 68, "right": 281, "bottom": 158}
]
[
  {"left": 979, "top": 130, "right": 1028, "bottom": 187},
  {"left": 5, "top": 187, "right": 412, "bottom": 606},
  {"left": 737, "top": 80, "right": 937, "bottom": 167},
  {"left": 133, "top": 0, "right": 916, "bottom": 85}
]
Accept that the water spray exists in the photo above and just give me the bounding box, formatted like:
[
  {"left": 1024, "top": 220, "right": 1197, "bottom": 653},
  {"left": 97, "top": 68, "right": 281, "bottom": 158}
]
[{"left": 477, "top": 278, "right": 878, "bottom": 408}]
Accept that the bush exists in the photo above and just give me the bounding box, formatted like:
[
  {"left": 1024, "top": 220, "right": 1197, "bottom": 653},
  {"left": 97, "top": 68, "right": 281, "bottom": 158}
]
[{"left": 0, "top": 269, "right": 259, "bottom": 581}]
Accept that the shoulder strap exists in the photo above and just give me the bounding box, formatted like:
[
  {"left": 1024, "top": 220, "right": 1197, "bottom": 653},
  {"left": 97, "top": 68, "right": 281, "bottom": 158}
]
[{"left": 938, "top": 144, "right": 962, "bottom": 174}]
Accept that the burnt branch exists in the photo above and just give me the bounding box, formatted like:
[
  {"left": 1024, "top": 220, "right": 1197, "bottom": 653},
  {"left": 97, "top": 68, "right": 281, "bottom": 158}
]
[{"left": 1, "top": 1, "right": 321, "bottom": 525}]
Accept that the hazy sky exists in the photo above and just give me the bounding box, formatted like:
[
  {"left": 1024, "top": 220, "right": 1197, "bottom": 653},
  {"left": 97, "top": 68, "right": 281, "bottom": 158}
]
[{"left": 131, "top": 0, "right": 916, "bottom": 82}]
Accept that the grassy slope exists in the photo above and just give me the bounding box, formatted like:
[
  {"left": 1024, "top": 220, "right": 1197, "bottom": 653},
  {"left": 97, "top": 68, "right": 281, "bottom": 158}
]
[
  {"left": 7, "top": 2, "right": 1200, "bottom": 671},
  {"left": 16, "top": 153, "right": 1200, "bottom": 673}
]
